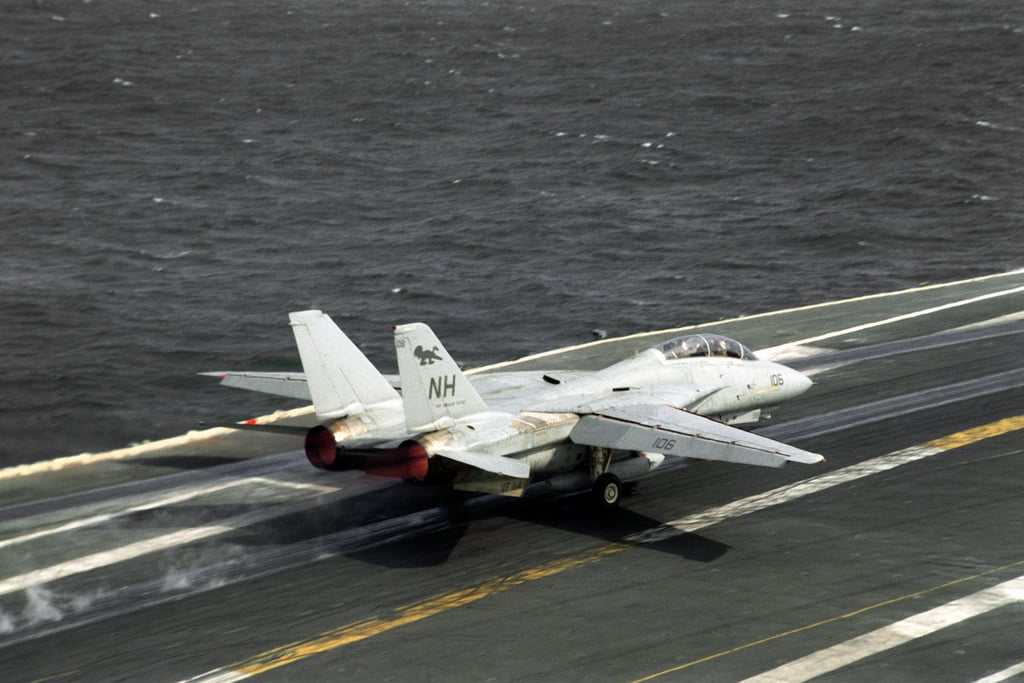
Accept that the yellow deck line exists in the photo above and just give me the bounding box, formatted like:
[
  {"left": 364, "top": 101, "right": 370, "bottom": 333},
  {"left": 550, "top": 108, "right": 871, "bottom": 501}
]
[
  {"left": 181, "top": 413, "right": 1024, "bottom": 683},
  {"left": 235, "top": 545, "right": 626, "bottom": 676}
]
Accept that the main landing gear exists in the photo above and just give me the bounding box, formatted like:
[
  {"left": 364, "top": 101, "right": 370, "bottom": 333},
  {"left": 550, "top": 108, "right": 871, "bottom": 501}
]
[
  {"left": 592, "top": 472, "right": 622, "bottom": 508},
  {"left": 588, "top": 445, "right": 621, "bottom": 508}
]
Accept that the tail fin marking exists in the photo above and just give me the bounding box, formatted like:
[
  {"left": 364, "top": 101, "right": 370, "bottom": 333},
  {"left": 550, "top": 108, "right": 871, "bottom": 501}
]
[{"left": 394, "top": 322, "right": 488, "bottom": 431}]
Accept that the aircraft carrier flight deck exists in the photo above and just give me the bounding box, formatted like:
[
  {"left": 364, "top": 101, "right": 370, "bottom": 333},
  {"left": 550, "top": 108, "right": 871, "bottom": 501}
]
[{"left": 2, "top": 271, "right": 1023, "bottom": 682}]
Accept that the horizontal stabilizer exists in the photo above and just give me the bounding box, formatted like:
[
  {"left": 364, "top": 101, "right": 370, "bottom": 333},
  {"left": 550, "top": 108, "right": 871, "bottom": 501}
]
[
  {"left": 570, "top": 405, "right": 824, "bottom": 469},
  {"left": 434, "top": 449, "right": 531, "bottom": 479},
  {"left": 200, "top": 372, "right": 312, "bottom": 401}
]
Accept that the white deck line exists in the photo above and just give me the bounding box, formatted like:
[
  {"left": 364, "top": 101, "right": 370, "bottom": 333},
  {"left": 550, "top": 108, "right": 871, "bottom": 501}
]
[
  {"left": 0, "top": 476, "right": 335, "bottom": 551},
  {"left": 756, "top": 284, "right": 1024, "bottom": 361},
  {"left": 475, "top": 270, "right": 1024, "bottom": 372},
  {"left": 0, "top": 489, "right": 349, "bottom": 598},
  {"left": 973, "top": 660, "right": 1024, "bottom": 683},
  {"left": 624, "top": 444, "right": 944, "bottom": 544},
  {"left": 741, "top": 576, "right": 1024, "bottom": 683}
]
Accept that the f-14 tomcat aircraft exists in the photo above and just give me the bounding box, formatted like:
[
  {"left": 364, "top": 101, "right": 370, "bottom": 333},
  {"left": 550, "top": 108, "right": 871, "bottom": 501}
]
[{"left": 207, "top": 311, "right": 823, "bottom": 506}]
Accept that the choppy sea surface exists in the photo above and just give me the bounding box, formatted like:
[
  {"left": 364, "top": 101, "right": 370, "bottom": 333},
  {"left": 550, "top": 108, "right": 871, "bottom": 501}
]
[{"left": 1, "top": 0, "right": 1021, "bottom": 465}]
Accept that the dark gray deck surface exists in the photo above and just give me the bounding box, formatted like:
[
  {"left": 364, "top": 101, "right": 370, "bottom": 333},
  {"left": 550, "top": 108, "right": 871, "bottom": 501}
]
[{"left": 2, "top": 272, "right": 1023, "bottom": 682}]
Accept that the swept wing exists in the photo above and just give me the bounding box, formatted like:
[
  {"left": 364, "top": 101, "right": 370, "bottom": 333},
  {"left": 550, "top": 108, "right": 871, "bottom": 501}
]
[{"left": 569, "top": 404, "right": 823, "bottom": 468}]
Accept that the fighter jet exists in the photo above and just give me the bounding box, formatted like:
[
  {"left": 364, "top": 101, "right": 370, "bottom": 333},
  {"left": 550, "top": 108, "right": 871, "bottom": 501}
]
[{"left": 207, "top": 311, "right": 823, "bottom": 506}]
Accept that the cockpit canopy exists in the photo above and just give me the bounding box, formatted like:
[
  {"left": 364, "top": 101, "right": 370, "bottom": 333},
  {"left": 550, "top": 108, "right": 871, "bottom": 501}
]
[{"left": 656, "top": 334, "right": 758, "bottom": 361}]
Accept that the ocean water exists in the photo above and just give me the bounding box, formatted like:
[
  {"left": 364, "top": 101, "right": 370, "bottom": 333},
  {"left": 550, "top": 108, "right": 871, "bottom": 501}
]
[{"left": 1, "top": 0, "right": 1021, "bottom": 465}]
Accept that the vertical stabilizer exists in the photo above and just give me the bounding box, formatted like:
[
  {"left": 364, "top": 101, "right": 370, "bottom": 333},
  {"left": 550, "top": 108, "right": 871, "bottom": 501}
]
[
  {"left": 289, "top": 311, "right": 399, "bottom": 419},
  {"left": 394, "top": 322, "right": 488, "bottom": 431}
]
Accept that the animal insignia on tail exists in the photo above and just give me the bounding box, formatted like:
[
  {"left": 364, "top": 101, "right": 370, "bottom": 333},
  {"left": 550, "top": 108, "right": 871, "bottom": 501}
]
[{"left": 415, "top": 345, "right": 444, "bottom": 365}]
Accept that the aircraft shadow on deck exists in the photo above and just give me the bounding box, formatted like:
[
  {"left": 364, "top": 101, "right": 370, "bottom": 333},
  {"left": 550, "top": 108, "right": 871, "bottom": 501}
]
[
  {"left": 166, "top": 477, "right": 729, "bottom": 568},
  {"left": 337, "top": 491, "right": 730, "bottom": 569},
  {"left": 329, "top": 482, "right": 731, "bottom": 567},
  {"left": 346, "top": 524, "right": 469, "bottom": 568},
  {"left": 501, "top": 486, "right": 731, "bottom": 563}
]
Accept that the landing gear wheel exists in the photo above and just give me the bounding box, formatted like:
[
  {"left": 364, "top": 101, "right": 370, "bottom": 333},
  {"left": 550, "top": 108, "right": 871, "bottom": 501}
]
[{"left": 593, "top": 473, "right": 622, "bottom": 508}]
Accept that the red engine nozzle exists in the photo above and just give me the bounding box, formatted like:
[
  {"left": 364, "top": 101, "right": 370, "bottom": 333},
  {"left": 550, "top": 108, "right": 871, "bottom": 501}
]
[
  {"left": 304, "top": 427, "right": 429, "bottom": 481},
  {"left": 305, "top": 426, "right": 339, "bottom": 469}
]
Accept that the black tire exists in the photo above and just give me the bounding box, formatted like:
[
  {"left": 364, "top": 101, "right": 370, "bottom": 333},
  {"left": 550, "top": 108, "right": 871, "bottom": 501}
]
[{"left": 592, "top": 473, "right": 622, "bottom": 508}]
